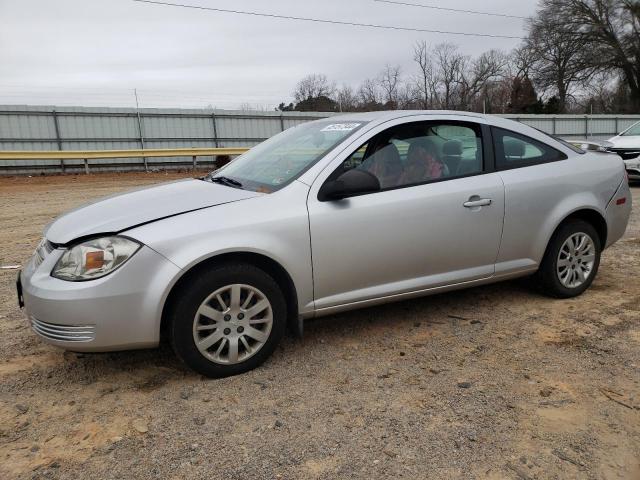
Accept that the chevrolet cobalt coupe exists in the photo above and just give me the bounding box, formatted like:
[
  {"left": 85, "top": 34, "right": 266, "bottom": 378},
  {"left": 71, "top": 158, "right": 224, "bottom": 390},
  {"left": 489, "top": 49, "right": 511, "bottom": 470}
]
[{"left": 18, "top": 111, "right": 632, "bottom": 377}]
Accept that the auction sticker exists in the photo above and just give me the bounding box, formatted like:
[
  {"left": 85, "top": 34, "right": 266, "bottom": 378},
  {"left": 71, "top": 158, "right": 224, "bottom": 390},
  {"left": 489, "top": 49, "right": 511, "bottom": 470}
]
[{"left": 320, "top": 123, "right": 361, "bottom": 132}]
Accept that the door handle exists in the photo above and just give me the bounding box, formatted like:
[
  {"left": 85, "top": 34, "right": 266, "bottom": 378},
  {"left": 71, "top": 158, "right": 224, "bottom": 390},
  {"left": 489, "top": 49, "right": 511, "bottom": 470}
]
[{"left": 463, "top": 197, "right": 492, "bottom": 208}]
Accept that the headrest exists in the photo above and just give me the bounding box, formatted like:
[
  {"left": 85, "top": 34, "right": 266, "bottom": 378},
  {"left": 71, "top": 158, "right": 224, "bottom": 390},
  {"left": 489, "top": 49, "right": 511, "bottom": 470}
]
[
  {"left": 408, "top": 137, "right": 437, "bottom": 155},
  {"left": 378, "top": 143, "right": 401, "bottom": 161},
  {"left": 504, "top": 139, "right": 525, "bottom": 157},
  {"left": 443, "top": 140, "right": 463, "bottom": 156}
]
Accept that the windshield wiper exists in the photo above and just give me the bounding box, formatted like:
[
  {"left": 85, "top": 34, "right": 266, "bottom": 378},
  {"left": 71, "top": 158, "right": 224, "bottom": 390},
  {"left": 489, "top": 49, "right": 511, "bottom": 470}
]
[{"left": 207, "top": 176, "right": 243, "bottom": 189}]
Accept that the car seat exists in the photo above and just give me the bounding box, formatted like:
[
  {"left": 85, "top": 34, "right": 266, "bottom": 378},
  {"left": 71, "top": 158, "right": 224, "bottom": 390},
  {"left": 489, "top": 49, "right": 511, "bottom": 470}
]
[
  {"left": 442, "top": 140, "right": 463, "bottom": 175},
  {"left": 504, "top": 138, "right": 526, "bottom": 159}
]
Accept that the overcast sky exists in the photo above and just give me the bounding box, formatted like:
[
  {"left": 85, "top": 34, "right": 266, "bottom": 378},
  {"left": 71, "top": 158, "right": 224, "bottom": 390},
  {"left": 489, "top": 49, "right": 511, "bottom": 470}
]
[{"left": 0, "top": 0, "right": 539, "bottom": 110}]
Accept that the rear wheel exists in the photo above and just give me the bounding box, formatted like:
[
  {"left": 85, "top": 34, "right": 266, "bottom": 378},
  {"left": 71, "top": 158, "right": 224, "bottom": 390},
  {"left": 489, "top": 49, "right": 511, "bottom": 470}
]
[
  {"left": 535, "top": 219, "right": 601, "bottom": 298},
  {"left": 169, "top": 263, "right": 286, "bottom": 377}
]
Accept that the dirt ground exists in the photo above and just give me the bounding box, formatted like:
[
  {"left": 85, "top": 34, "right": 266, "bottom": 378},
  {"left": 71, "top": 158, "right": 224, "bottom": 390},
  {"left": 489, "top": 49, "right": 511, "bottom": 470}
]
[{"left": 0, "top": 172, "right": 639, "bottom": 480}]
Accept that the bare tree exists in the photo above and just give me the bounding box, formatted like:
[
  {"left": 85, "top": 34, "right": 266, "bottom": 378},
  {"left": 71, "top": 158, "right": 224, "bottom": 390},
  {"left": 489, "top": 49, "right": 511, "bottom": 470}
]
[
  {"left": 481, "top": 77, "right": 514, "bottom": 113},
  {"left": 433, "top": 43, "right": 467, "bottom": 109},
  {"left": 511, "top": 46, "right": 537, "bottom": 79},
  {"left": 336, "top": 84, "right": 357, "bottom": 112},
  {"left": 460, "top": 49, "right": 509, "bottom": 109},
  {"left": 538, "top": 0, "right": 640, "bottom": 111},
  {"left": 526, "top": 3, "right": 596, "bottom": 112},
  {"left": 413, "top": 41, "right": 438, "bottom": 109},
  {"left": 279, "top": 10, "right": 638, "bottom": 115},
  {"left": 378, "top": 64, "right": 402, "bottom": 108},
  {"left": 580, "top": 72, "right": 613, "bottom": 112},
  {"left": 358, "top": 78, "right": 382, "bottom": 109},
  {"left": 397, "top": 82, "right": 420, "bottom": 109},
  {"left": 412, "top": 42, "right": 508, "bottom": 111},
  {"left": 293, "top": 74, "right": 335, "bottom": 104}
]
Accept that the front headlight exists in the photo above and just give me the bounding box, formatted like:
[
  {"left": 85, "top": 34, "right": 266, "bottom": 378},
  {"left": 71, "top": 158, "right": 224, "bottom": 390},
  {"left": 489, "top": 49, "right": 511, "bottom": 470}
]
[
  {"left": 52, "top": 236, "right": 141, "bottom": 281},
  {"left": 571, "top": 140, "right": 613, "bottom": 152}
]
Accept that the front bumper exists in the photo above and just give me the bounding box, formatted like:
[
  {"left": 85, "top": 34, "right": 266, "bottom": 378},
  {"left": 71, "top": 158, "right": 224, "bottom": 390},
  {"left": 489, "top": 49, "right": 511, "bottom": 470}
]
[
  {"left": 20, "top": 244, "right": 182, "bottom": 352},
  {"left": 625, "top": 159, "right": 640, "bottom": 180}
]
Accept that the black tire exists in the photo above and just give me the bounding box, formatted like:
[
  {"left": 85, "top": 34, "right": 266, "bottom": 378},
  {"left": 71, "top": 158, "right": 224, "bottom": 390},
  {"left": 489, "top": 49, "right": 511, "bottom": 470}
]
[
  {"left": 534, "top": 219, "right": 601, "bottom": 298},
  {"left": 168, "top": 262, "right": 287, "bottom": 378}
]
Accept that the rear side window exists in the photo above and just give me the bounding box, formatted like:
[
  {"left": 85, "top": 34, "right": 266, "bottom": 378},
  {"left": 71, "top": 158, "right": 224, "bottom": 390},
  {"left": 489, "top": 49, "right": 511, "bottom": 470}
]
[
  {"left": 493, "top": 127, "right": 567, "bottom": 170},
  {"left": 532, "top": 128, "right": 585, "bottom": 154}
]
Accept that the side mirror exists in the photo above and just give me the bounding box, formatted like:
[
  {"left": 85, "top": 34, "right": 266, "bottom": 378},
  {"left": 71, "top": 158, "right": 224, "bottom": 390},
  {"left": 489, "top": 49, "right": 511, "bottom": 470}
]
[{"left": 319, "top": 168, "right": 381, "bottom": 201}]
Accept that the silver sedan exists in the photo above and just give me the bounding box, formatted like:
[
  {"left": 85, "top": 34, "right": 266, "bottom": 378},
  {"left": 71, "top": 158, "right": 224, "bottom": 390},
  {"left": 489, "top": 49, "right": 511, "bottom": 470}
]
[{"left": 18, "top": 111, "right": 632, "bottom": 377}]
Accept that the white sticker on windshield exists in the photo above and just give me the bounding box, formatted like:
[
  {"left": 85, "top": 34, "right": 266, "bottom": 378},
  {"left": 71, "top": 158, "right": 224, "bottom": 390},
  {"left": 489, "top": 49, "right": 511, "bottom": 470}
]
[{"left": 320, "top": 123, "right": 360, "bottom": 132}]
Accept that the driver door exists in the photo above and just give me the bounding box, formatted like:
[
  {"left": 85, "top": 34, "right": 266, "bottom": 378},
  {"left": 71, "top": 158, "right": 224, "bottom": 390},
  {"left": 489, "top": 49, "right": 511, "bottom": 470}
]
[{"left": 307, "top": 119, "right": 505, "bottom": 311}]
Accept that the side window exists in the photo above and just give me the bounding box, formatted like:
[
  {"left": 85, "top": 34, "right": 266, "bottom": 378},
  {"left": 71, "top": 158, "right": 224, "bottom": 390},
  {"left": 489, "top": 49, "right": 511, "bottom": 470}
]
[
  {"left": 493, "top": 127, "right": 567, "bottom": 170},
  {"left": 334, "top": 121, "right": 483, "bottom": 190},
  {"left": 342, "top": 144, "right": 369, "bottom": 170}
]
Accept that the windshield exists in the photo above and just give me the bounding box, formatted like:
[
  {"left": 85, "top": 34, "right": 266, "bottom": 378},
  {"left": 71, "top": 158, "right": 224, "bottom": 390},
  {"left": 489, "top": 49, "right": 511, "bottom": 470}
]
[
  {"left": 209, "top": 120, "right": 366, "bottom": 192},
  {"left": 621, "top": 121, "right": 640, "bottom": 136}
]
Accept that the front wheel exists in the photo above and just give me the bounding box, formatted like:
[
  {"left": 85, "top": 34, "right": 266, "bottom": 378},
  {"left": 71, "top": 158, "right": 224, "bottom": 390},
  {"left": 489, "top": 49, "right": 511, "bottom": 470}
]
[
  {"left": 169, "top": 263, "right": 287, "bottom": 378},
  {"left": 534, "top": 219, "right": 601, "bottom": 298}
]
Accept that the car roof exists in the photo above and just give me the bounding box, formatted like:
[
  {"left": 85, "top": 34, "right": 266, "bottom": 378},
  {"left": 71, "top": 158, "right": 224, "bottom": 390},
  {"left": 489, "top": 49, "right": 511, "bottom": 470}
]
[
  {"left": 326, "top": 110, "right": 525, "bottom": 131},
  {"left": 319, "top": 110, "right": 573, "bottom": 154},
  {"left": 327, "top": 110, "right": 488, "bottom": 123}
]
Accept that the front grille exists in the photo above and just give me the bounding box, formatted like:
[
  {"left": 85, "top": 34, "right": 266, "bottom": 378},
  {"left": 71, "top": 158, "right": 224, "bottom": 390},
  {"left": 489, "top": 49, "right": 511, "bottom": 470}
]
[{"left": 30, "top": 317, "right": 95, "bottom": 342}]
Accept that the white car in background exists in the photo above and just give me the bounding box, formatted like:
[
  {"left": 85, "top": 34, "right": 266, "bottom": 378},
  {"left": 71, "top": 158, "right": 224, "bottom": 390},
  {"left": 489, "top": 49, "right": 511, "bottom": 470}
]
[{"left": 607, "top": 121, "right": 640, "bottom": 181}]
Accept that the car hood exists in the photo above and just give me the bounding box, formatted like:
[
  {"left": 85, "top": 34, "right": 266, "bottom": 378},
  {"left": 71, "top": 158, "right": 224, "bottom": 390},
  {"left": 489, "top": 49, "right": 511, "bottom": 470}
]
[
  {"left": 608, "top": 135, "right": 640, "bottom": 149},
  {"left": 45, "top": 178, "right": 261, "bottom": 244}
]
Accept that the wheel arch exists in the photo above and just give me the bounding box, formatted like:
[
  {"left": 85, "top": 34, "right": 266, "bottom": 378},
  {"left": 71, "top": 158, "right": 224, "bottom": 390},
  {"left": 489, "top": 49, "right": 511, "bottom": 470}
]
[
  {"left": 546, "top": 208, "right": 608, "bottom": 255},
  {"left": 160, "top": 251, "right": 299, "bottom": 342},
  {"left": 534, "top": 207, "right": 606, "bottom": 298}
]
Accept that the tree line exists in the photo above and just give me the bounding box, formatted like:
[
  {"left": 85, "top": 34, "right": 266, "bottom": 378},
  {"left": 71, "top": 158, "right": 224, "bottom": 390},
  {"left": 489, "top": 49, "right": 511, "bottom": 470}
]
[{"left": 277, "top": 0, "right": 640, "bottom": 114}]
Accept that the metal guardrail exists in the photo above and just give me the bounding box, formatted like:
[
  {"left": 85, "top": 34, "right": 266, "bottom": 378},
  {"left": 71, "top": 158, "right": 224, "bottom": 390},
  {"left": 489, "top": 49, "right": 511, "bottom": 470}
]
[
  {"left": 0, "top": 106, "right": 334, "bottom": 174},
  {"left": 2, "top": 108, "right": 639, "bottom": 174},
  {"left": 0, "top": 147, "right": 250, "bottom": 173},
  {"left": 0, "top": 147, "right": 248, "bottom": 159}
]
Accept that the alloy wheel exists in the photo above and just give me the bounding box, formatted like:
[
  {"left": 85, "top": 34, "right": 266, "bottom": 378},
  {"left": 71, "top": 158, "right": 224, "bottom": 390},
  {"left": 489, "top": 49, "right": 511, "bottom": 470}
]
[
  {"left": 193, "top": 284, "right": 273, "bottom": 365},
  {"left": 556, "top": 232, "right": 596, "bottom": 289}
]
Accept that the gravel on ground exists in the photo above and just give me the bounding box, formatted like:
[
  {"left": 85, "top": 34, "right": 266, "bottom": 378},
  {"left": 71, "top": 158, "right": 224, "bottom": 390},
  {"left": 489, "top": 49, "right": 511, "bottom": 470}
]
[{"left": 1, "top": 172, "right": 639, "bottom": 480}]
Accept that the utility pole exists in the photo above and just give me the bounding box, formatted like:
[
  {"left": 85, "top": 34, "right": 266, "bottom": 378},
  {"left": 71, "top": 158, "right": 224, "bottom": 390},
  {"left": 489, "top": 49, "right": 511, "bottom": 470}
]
[{"left": 134, "top": 89, "right": 148, "bottom": 171}]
